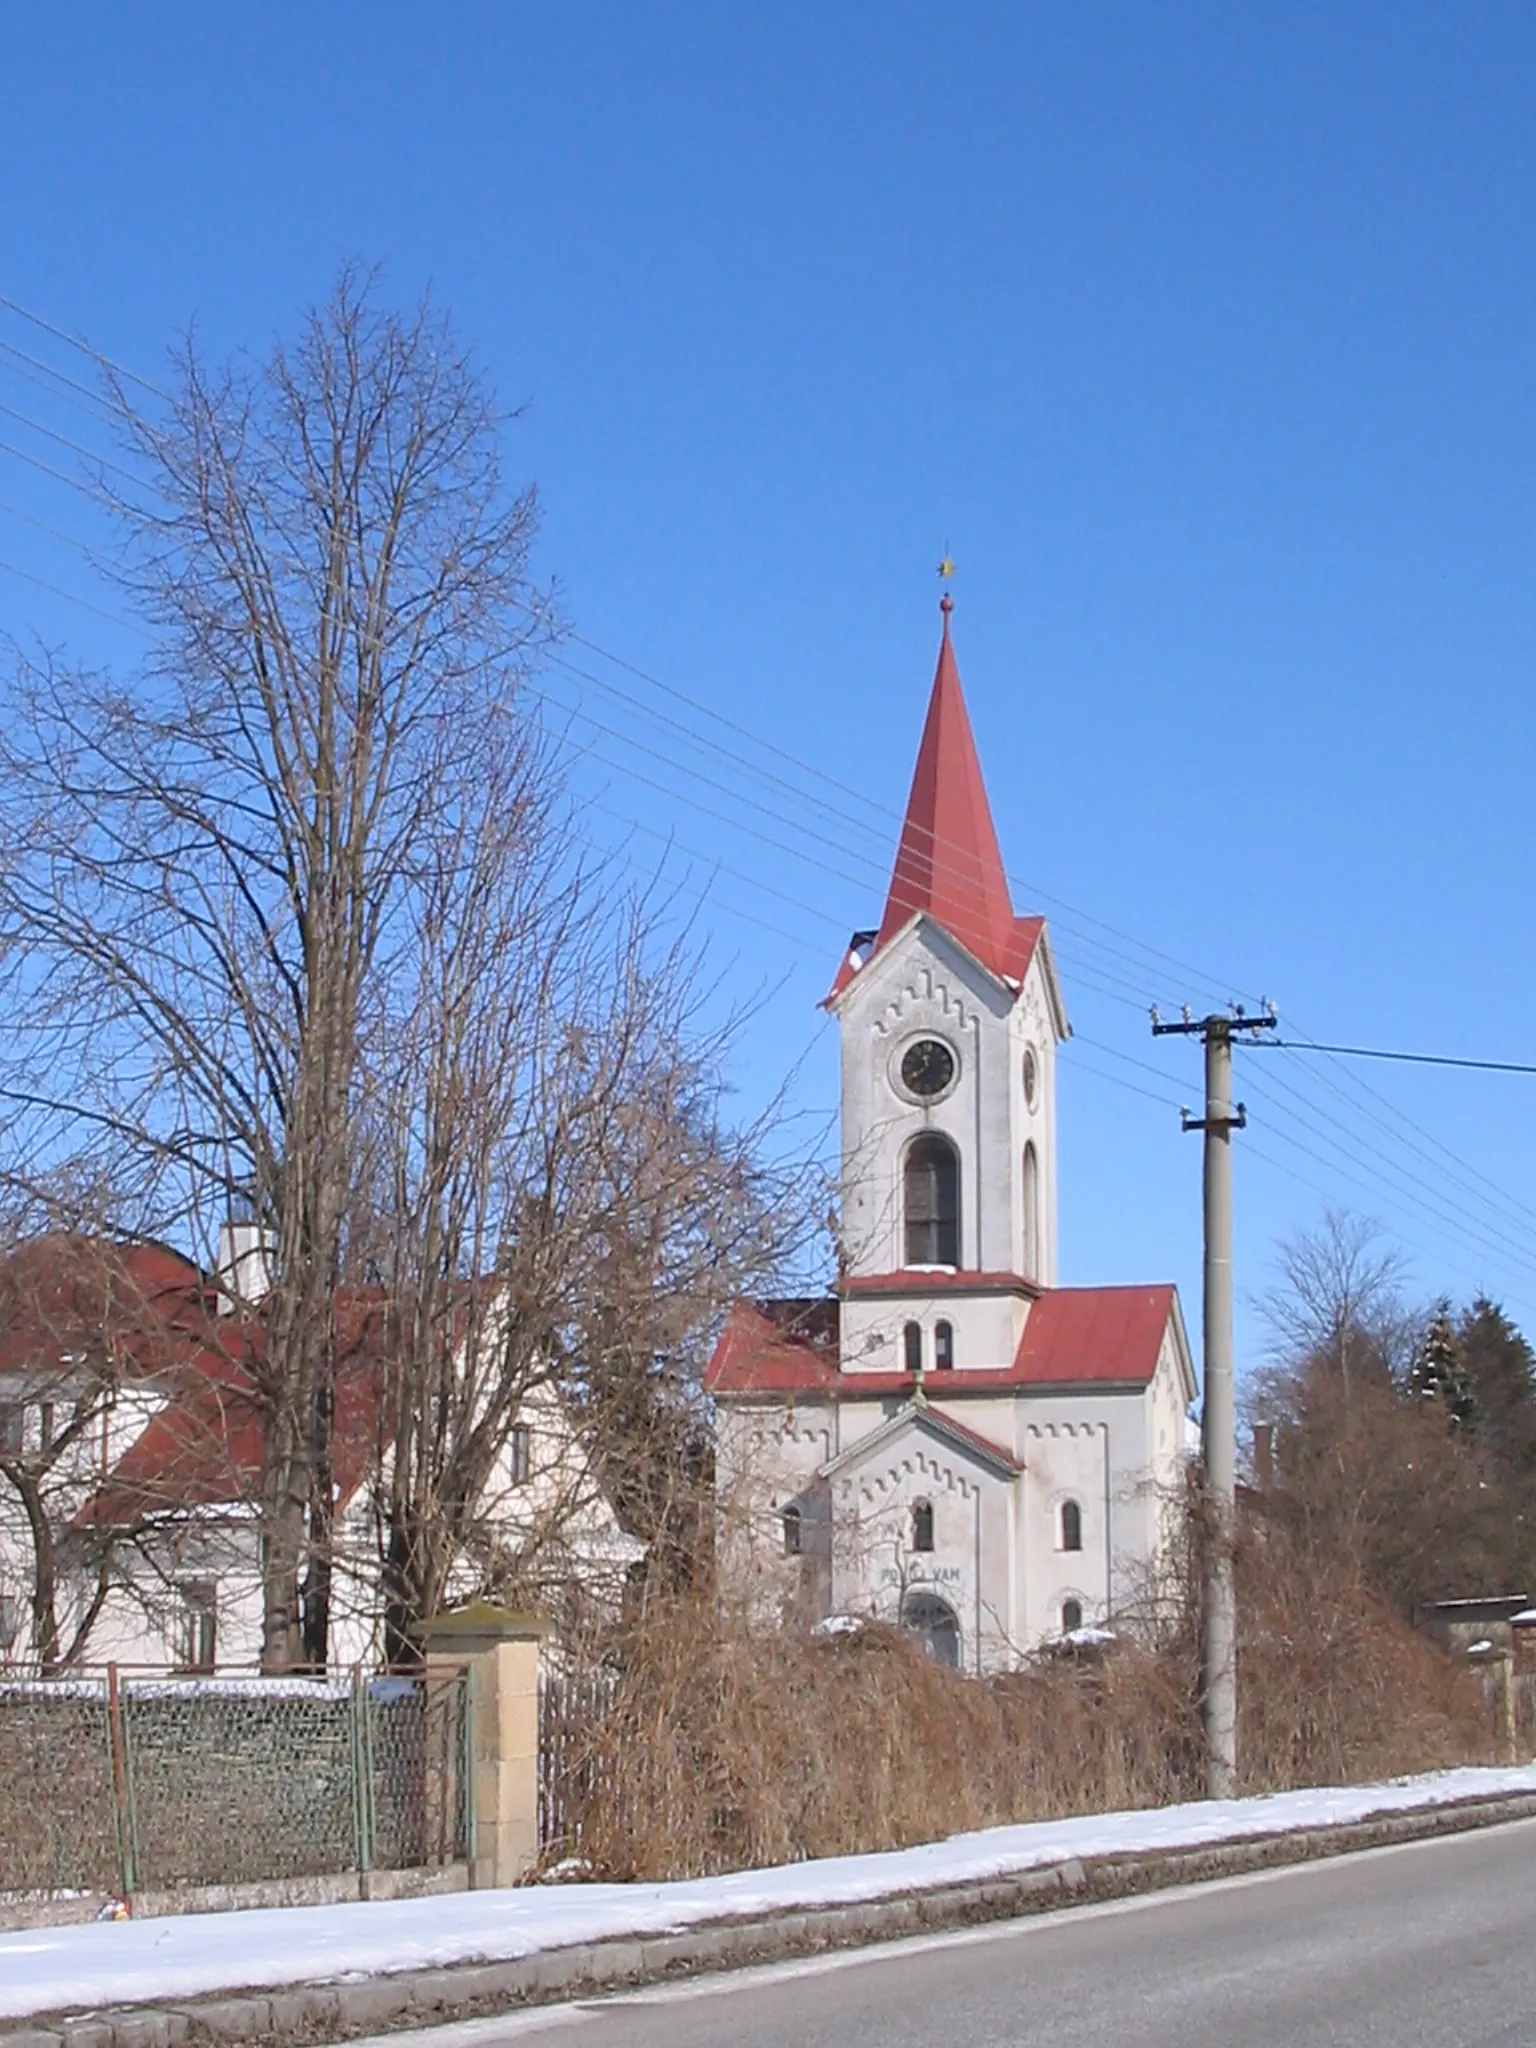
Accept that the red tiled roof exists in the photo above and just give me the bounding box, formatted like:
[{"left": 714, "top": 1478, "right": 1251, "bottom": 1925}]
[
  {"left": 827, "top": 605, "right": 1048, "bottom": 1002},
  {"left": 840, "top": 1270, "right": 1042, "bottom": 1299},
  {"left": 705, "top": 1299, "right": 840, "bottom": 1397},
  {"left": 1013, "top": 1285, "right": 1176, "bottom": 1386},
  {"left": 0, "top": 1234, "right": 210, "bottom": 1379},
  {"left": 72, "top": 1281, "right": 396, "bottom": 1530},
  {"left": 79, "top": 1342, "right": 384, "bottom": 1528},
  {"left": 706, "top": 1284, "right": 1176, "bottom": 1397}
]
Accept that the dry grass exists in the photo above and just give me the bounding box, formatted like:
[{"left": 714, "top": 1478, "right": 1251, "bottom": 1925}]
[{"left": 546, "top": 1512, "right": 1495, "bottom": 1881}]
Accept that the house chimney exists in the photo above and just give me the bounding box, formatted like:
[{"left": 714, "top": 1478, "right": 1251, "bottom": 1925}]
[
  {"left": 1252, "top": 1421, "right": 1275, "bottom": 1492},
  {"left": 216, "top": 1216, "right": 275, "bottom": 1313}
]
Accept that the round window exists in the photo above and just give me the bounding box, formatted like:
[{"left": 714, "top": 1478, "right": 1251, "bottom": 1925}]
[
  {"left": 900, "top": 1038, "right": 956, "bottom": 1100},
  {"left": 1023, "top": 1045, "right": 1039, "bottom": 1108}
]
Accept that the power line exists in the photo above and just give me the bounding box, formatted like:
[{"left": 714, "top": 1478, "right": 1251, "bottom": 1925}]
[
  {"left": 1257, "top": 1037, "right": 1536, "bottom": 1077},
  {"left": 0, "top": 293, "right": 170, "bottom": 400},
  {"left": 3, "top": 303, "right": 1535, "bottom": 1288}
]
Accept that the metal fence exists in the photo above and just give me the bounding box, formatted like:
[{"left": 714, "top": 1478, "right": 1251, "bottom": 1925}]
[
  {"left": 0, "top": 1666, "right": 472, "bottom": 1901},
  {"left": 538, "top": 1661, "right": 620, "bottom": 1861}
]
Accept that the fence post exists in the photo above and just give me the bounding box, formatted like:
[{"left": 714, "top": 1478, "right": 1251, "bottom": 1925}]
[
  {"left": 461, "top": 1660, "right": 478, "bottom": 1872},
  {"left": 105, "top": 1664, "right": 138, "bottom": 1900},
  {"left": 421, "top": 1604, "right": 546, "bottom": 1890},
  {"left": 350, "top": 1665, "right": 375, "bottom": 1876}
]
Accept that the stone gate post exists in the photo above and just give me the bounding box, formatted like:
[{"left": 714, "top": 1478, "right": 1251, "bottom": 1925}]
[{"left": 421, "top": 1604, "right": 548, "bottom": 1889}]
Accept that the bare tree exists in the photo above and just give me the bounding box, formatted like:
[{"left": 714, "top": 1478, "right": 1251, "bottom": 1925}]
[
  {"left": 0, "top": 272, "right": 543, "bottom": 1668},
  {"left": 352, "top": 737, "right": 810, "bottom": 1656},
  {"left": 1255, "top": 1207, "right": 1414, "bottom": 1393}
]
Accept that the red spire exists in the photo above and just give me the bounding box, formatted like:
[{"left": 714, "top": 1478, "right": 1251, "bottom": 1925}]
[{"left": 874, "top": 597, "right": 1015, "bottom": 969}]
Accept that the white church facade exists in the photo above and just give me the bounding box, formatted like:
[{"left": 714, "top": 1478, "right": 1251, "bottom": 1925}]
[{"left": 706, "top": 598, "right": 1195, "bottom": 1671}]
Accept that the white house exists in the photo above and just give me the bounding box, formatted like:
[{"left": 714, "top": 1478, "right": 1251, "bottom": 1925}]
[
  {"left": 706, "top": 598, "right": 1195, "bottom": 1670},
  {"left": 0, "top": 1232, "right": 642, "bottom": 1672}
]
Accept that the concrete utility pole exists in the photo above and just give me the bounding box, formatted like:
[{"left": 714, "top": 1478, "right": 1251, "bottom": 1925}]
[{"left": 1152, "top": 1003, "right": 1276, "bottom": 1799}]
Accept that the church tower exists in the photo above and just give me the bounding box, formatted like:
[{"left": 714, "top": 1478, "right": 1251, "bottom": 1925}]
[
  {"left": 827, "top": 597, "right": 1069, "bottom": 1377},
  {"left": 706, "top": 593, "right": 1194, "bottom": 1669}
]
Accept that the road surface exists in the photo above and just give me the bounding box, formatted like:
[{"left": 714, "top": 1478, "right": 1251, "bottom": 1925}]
[{"left": 410, "top": 1818, "right": 1536, "bottom": 2048}]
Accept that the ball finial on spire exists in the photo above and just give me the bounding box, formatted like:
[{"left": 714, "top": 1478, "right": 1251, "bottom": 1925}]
[{"left": 937, "top": 546, "right": 957, "bottom": 621}]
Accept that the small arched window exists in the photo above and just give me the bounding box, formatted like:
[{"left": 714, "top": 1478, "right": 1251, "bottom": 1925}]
[
  {"left": 1022, "top": 1142, "right": 1040, "bottom": 1281},
  {"left": 903, "top": 1320, "right": 923, "bottom": 1374},
  {"left": 905, "top": 1134, "right": 959, "bottom": 1267},
  {"left": 934, "top": 1319, "right": 954, "bottom": 1370},
  {"left": 912, "top": 1501, "right": 935, "bottom": 1552},
  {"left": 1062, "top": 1597, "right": 1083, "bottom": 1634},
  {"left": 782, "top": 1504, "right": 802, "bottom": 1556},
  {"left": 1060, "top": 1499, "right": 1083, "bottom": 1553}
]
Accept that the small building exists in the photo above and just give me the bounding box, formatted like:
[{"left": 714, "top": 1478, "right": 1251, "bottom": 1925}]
[{"left": 1416, "top": 1594, "right": 1532, "bottom": 1661}]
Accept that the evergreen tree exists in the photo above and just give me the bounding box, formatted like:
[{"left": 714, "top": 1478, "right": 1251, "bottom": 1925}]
[
  {"left": 1409, "top": 1301, "right": 1475, "bottom": 1429},
  {"left": 1458, "top": 1297, "right": 1536, "bottom": 1474}
]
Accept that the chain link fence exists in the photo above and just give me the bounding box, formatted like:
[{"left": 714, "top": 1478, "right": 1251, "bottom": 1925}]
[{"left": 0, "top": 1666, "right": 472, "bottom": 1902}]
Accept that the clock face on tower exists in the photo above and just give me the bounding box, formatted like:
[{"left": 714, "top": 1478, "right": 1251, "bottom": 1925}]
[{"left": 900, "top": 1037, "right": 956, "bottom": 1100}]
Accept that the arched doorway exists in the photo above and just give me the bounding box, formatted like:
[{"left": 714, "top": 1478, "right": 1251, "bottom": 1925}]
[{"left": 901, "top": 1589, "right": 961, "bottom": 1669}]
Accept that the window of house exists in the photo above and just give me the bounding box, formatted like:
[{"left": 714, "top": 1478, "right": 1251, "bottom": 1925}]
[
  {"left": 0, "top": 1592, "right": 19, "bottom": 1652},
  {"left": 0, "top": 1404, "right": 22, "bottom": 1455},
  {"left": 510, "top": 1423, "right": 532, "bottom": 1485},
  {"left": 1060, "top": 1498, "right": 1083, "bottom": 1552},
  {"left": 912, "top": 1500, "right": 935, "bottom": 1552},
  {"left": 782, "top": 1504, "right": 802, "bottom": 1557},
  {"left": 903, "top": 1320, "right": 923, "bottom": 1374},
  {"left": 1062, "top": 1597, "right": 1083, "bottom": 1634},
  {"left": 179, "top": 1581, "right": 217, "bottom": 1673},
  {"left": 934, "top": 1320, "right": 954, "bottom": 1370},
  {"left": 904, "top": 1134, "right": 959, "bottom": 1267}
]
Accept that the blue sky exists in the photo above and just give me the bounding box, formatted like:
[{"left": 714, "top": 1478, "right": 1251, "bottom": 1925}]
[{"left": 2, "top": 4, "right": 1535, "bottom": 1366}]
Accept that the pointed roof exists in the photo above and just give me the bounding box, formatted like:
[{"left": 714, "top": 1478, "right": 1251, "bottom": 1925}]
[
  {"left": 827, "top": 601, "right": 1057, "bottom": 1004},
  {"left": 877, "top": 596, "right": 1015, "bottom": 970}
]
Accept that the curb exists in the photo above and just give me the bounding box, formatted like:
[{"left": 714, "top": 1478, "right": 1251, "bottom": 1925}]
[{"left": 8, "top": 1791, "right": 1536, "bottom": 2048}]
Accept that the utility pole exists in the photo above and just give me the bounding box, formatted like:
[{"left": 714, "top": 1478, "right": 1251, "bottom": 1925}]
[{"left": 1152, "top": 1002, "right": 1276, "bottom": 1798}]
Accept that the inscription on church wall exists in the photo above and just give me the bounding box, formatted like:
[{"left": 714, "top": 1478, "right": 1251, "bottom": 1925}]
[{"left": 880, "top": 1562, "right": 962, "bottom": 1588}]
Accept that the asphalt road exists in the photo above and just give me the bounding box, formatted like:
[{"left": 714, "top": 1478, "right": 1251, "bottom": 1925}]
[{"left": 408, "top": 1819, "right": 1536, "bottom": 2048}]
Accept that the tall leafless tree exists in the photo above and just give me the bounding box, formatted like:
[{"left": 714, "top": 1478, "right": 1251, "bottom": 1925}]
[{"left": 0, "top": 272, "right": 544, "bottom": 1668}]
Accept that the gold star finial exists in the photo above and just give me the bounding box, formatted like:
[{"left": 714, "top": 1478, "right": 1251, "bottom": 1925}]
[{"left": 937, "top": 549, "right": 957, "bottom": 584}]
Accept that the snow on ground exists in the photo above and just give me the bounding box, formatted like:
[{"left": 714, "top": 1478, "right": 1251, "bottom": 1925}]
[{"left": 3, "top": 1765, "right": 1535, "bottom": 2020}]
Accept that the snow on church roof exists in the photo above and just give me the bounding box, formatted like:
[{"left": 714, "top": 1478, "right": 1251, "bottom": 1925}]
[
  {"left": 705, "top": 1285, "right": 1178, "bottom": 1399},
  {"left": 826, "top": 598, "right": 1055, "bottom": 1004}
]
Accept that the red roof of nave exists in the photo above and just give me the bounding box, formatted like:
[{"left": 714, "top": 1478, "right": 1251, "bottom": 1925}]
[
  {"left": 827, "top": 601, "right": 1047, "bottom": 1002},
  {"left": 705, "top": 1284, "right": 1177, "bottom": 1398}
]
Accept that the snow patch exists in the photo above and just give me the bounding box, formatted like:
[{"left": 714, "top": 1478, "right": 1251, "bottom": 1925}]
[{"left": 3, "top": 1764, "right": 1535, "bottom": 2019}]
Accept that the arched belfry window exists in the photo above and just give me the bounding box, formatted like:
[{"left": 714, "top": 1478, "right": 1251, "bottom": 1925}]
[
  {"left": 1060, "top": 1499, "right": 1083, "bottom": 1553},
  {"left": 903, "top": 1321, "right": 923, "bottom": 1374},
  {"left": 905, "top": 1134, "right": 959, "bottom": 1267},
  {"left": 934, "top": 1320, "right": 954, "bottom": 1370},
  {"left": 1022, "top": 1143, "right": 1040, "bottom": 1281}
]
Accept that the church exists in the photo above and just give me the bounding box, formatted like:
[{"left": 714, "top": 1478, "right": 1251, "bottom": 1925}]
[{"left": 705, "top": 597, "right": 1196, "bottom": 1671}]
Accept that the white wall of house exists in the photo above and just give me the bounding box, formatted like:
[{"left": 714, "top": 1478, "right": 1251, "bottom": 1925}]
[{"left": 0, "top": 1358, "right": 642, "bottom": 1672}]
